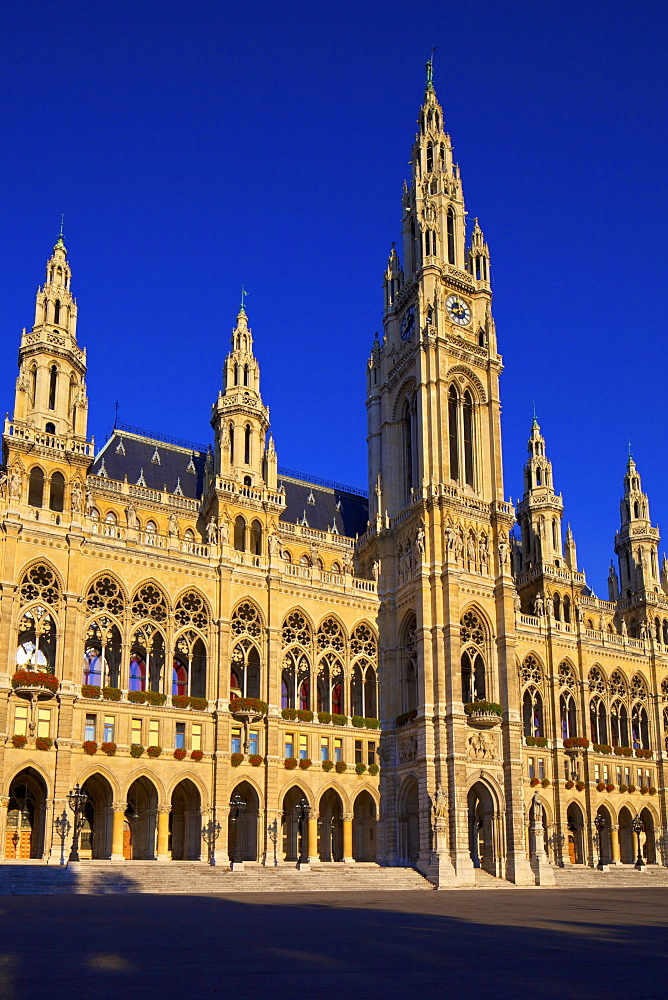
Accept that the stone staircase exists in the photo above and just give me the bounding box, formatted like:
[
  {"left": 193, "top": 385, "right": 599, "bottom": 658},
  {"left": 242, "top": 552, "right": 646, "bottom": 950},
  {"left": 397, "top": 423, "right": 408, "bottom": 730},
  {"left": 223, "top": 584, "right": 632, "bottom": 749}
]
[
  {"left": 0, "top": 860, "right": 434, "bottom": 895},
  {"left": 553, "top": 864, "right": 668, "bottom": 889}
]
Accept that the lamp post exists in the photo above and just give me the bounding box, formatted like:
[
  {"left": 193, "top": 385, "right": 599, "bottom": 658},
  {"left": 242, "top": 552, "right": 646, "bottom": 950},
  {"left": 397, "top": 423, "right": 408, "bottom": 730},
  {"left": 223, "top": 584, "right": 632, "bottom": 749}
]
[
  {"left": 632, "top": 815, "right": 644, "bottom": 870},
  {"left": 201, "top": 817, "right": 221, "bottom": 866},
  {"left": 66, "top": 783, "right": 89, "bottom": 867},
  {"left": 53, "top": 810, "right": 71, "bottom": 866},
  {"left": 229, "top": 794, "right": 246, "bottom": 871},
  {"left": 593, "top": 812, "right": 606, "bottom": 871},
  {"left": 267, "top": 818, "right": 279, "bottom": 867},
  {"left": 295, "top": 796, "right": 311, "bottom": 870}
]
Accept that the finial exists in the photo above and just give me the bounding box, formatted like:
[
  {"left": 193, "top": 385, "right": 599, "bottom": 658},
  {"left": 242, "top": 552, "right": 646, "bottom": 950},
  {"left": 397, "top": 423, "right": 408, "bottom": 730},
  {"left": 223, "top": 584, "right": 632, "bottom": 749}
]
[
  {"left": 114, "top": 401, "right": 120, "bottom": 428},
  {"left": 532, "top": 401, "right": 538, "bottom": 428},
  {"left": 240, "top": 285, "right": 248, "bottom": 314},
  {"left": 60, "top": 213, "right": 64, "bottom": 238},
  {"left": 425, "top": 47, "right": 438, "bottom": 90},
  {"left": 628, "top": 439, "right": 633, "bottom": 459}
]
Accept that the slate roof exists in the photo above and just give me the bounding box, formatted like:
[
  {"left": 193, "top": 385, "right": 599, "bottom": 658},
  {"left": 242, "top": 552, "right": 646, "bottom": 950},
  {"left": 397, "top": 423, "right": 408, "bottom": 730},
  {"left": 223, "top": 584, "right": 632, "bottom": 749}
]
[{"left": 91, "top": 428, "right": 369, "bottom": 539}]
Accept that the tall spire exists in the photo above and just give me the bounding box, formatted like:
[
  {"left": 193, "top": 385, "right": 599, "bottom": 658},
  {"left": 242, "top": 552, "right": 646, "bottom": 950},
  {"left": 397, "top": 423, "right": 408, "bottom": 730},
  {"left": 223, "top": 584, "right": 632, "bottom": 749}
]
[
  {"left": 614, "top": 455, "right": 660, "bottom": 596},
  {"left": 516, "top": 419, "right": 565, "bottom": 569}
]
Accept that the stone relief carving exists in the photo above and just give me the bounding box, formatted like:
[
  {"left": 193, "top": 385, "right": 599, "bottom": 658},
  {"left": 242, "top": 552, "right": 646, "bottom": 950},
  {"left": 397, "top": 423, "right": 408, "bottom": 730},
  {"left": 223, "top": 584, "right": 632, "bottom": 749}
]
[{"left": 467, "top": 732, "right": 496, "bottom": 761}]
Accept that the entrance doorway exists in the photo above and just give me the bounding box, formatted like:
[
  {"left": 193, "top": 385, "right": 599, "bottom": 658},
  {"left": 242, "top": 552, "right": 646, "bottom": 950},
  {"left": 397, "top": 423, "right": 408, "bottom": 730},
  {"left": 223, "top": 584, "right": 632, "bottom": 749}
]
[
  {"left": 170, "top": 779, "right": 202, "bottom": 860},
  {"left": 228, "top": 781, "right": 259, "bottom": 862},
  {"left": 353, "top": 790, "right": 376, "bottom": 861},
  {"left": 5, "top": 770, "right": 48, "bottom": 859},
  {"left": 318, "top": 789, "right": 343, "bottom": 861}
]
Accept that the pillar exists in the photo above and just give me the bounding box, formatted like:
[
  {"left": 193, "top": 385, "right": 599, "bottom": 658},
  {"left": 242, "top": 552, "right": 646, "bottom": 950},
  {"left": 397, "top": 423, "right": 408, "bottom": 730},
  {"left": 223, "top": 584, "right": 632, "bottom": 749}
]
[
  {"left": 156, "top": 805, "right": 171, "bottom": 861},
  {"left": 610, "top": 825, "right": 621, "bottom": 863},
  {"left": 111, "top": 803, "right": 125, "bottom": 861},
  {"left": 0, "top": 797, "right": 9, "bottom": 860},
  {"left": 342, "top": 813, "right": 353, "bottom": 862},
  {"left": 307, "top": 815, "right": 318, "bottom": 864}
]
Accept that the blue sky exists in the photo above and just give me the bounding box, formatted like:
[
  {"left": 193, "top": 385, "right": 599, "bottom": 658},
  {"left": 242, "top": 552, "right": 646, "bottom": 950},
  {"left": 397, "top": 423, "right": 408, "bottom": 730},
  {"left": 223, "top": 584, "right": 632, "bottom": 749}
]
[{"left": 2, "top": 0, "right": 667, "bottom": 594}]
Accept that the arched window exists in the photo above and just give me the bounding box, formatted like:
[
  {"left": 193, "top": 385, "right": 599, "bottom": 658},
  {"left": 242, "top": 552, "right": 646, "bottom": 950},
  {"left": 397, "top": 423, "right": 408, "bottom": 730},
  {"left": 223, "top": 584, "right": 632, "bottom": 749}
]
[
  {"left": 230, "top": 640, "right": 261, "bottom": 700},
  {"left": 317, "top": 652, "right": 344, "bottom": 714},
  {"left": 250, "top": 519, "right": 262, "bottom": 556},
  {"left": 17, "top": 607, "right": 57, "bottom": 673},
  {"left": 172, "top": 657, "right": 188, "bottom": 697},
  {"left": 461, "top": 649, "right": 485, "bottom": 703},
  {"left": 49, "top": 471, "right": 65, "bottom": 512},
  {"left": 54, "top": 300, "right": 61, "bottom": 325},
  {"left": 426, "top": 142, "right": 433, "bottom": 172},
  {"left": 234, "top": 515, "right": 246, "bottom": 551},
  {"left": 45, "top": 422, "right": 55, "bottom": 434},
  {"left": 234, "top": 362, "right": 239, "bottom": 386},
  {"left": 243, "top": 363, "right": 249, "bottom": 387},
  {"left": 610, "top": 701, "right": 629, "bottom": 748},
  {"left": 48, "top": 366, "right": 57, "bottom": 410},
  {"left": 403, "top": 614, "right": 418, "bottom": 713},
  {"left": 631, "top": 703, "right": 649, "bottom": 750},
  {"left": 523, "top": 687, "right": 543, "bottom": 738},
  {"left": 560, "top": 691, "right": 577, "bottom": 739},
  {"left": 463, "top": 390, "right": 474, "bottom": 487},
  {"left": 634, "top": 500, "right": 640, "bottom": 518},
  {"left": 563, "top": 595, "right": 571, "bottom": 624},
  {"left": 448, "top": 386, "right": 459, "bottom": 481},
  {"left": 244, "top": 425, "right": 251, "bottom": 465},
  {"left": 590, "top": 698, "right": 608, "bottom": 745},
  {"left": 28, "top": 467, "right": 44, "bottom": 508},
  {"left": 129, "top": 650, "right": 147, "bottom": 691},
  {"left": 30, "top": 367, "right": 37, "bottom": 407},
  {"left": 410, "top": 218, "right": 417, "bottom": 272},
  {"left": 553, "top": 593, "right": 561, "bottom": 621},
  {"left": 402, "top": 398, "right": 413, "bottom": 498},
  {"left": 229, "top": 423, "right": 235, "bottom": 463},
  {"left": 446, "top": 207, "right": 455, "bottom": 264}
]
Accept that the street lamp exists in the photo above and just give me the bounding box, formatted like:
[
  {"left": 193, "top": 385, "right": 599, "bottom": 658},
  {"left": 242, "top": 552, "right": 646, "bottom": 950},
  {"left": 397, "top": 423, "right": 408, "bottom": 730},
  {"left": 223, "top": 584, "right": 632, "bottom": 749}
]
[
  {"left": 66, "top": 783, "right": 89, "bottom": 866},
  {"left": 267, "top": 818, "right": 279, "bottom": 867},
  {"left": 295, "top": 796, "right": 311, "bottom": 869},
  {"left": 593, "top": 812, "right": 606, "bottom": 871},
  {"left": 632, "top": 815, "right": 644, "bottom": 870},
  {"left": 229, "top": 794, "right": 246, "bottom": 870}
]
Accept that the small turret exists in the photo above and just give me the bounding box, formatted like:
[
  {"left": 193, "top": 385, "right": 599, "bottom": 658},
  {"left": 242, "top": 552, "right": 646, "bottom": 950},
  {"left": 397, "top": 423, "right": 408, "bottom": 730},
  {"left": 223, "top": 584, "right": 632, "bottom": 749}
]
[
  {"left": 564, "top": 523, "right": 577, "bottom": 572},
  {"left": 614, "top": 455, "right": 661, "bottom": 596},
  {"left": 516, "top": 418, "right": 565, "bottom": 568}
]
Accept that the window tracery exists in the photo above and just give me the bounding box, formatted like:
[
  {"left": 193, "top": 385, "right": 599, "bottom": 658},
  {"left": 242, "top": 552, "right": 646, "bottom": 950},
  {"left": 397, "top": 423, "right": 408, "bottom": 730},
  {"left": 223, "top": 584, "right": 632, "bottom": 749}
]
[
  {"left": 282, "top": 610, "right": 311, "bottom": 647},
  {"left": 86, "top": 575, "right": 125, "bottom": 618},
  {"left": 317, "top": 651, "right": 344, "bottom": 714},
  {"left": 610, "top": 670, "right": 627, "bottom": 699},
  {"left": 231, "top": 601, "right": 262, "bottom": 638},
  {"left": 19, "top": 563, "right": 61, "bottom": 607},
  {"left": 132, "top": 583, "right": 168, "bottom": 623},
  {"left": 174, "top": 590, "right": 209, "bottom": 631},
  {"left": 588, "top": 666, "right": 606, "bottom": 696},
  {"left": 520, "top": 654, "right": 542, "bottom": 687},
  {"left": 403, "top": 614, "right": 418, "bottom": 713},
  {"left": 317, "top": 616, "right": 346, "bottom": 653}
]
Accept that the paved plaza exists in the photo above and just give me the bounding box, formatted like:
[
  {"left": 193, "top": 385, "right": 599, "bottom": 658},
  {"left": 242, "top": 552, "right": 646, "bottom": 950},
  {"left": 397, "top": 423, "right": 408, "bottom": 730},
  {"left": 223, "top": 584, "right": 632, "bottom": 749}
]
[{"left": 1, "top": 887, "right": 667, "bottom": 1000}]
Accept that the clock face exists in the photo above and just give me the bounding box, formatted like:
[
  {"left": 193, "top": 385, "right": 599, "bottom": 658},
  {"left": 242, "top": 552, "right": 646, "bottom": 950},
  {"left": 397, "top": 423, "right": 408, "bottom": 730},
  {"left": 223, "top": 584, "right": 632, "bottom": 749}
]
[
  {"left": 446, "top": 294, "right": 472, "bottom": 326},
  {"left": 400, "top": 306, "right": 416, "bottom": 341}
]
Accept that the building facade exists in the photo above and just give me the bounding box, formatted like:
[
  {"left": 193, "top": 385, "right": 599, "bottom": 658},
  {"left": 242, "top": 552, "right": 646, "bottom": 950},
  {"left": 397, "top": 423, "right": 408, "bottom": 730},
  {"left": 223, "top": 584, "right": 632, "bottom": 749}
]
[{"left": 1, "top": 68, "right": 666, "bottom": 882}]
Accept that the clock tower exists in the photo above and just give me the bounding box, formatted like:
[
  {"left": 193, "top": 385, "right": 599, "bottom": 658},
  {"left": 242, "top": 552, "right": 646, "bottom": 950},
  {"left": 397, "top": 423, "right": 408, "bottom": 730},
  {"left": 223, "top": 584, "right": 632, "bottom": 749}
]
[{"left": 361, "top": 64, "right": 534, "bottom": 885}]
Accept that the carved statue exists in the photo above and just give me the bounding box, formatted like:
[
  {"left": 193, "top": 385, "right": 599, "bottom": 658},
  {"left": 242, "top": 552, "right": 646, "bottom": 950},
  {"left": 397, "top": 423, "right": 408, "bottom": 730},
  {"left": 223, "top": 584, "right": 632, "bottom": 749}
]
[
  {"left": 639, "top": 620, "right": 648, "bottom": 640},
  {"left": 85, "top": 488, "right": 95, "bottom": 517},
  {"left": 445, "top": 525, "right": 455, "bottom": 551},
  {"left": 479, "top": 533, "right": 489, "bottom": 571},
  {"left": 466, "top": 533, "right": 476, "bottom": 565},
  {"left": 533, "top": 594, "right": 544, "bottom": 617},
  {"left": 513, "top": 592, "right": 522, "bottom": 613},
  {"left": 545, "top": 595, "right": 554, "bottom": 618},
  {"left": 498, "top": 531, "right": 508, "bottom": 566},
  {"left": 206, "top": 520, "right": 218, "bottom": 545},
  {"left": 455, "top": 528, "right": 464, "bottom": 562},
  {"left": 531, "top": 790, "right": 543, "bottom": 825},
  {"left": 125, "top": 503, "right": 138, "bottom": 529},
  {"left": 372, "top": 558, "right": 380, "bottom": 581},
  {"left": 70, "top": 480, "right": 83, "bottom": 513},
  {"left": 621, "top": 618, "right": 628, "bottom": 636},
  {"left": 415, "top": 524, "right": 425, "bottom": 555},
  {"left": 168, "top": 513, "right": 179, "bottom": 538},
  {"left": 9, "top": 468, "right": 21, "bottom": 500},
  {"left": 268, "top": 532, "right": 279, "bottom": 555},
  {"left": 433, "top": 784, "right": 447, "bottom": 819},
  {"left": 0, "top": 470, "right": 7, "bottom": 497}
]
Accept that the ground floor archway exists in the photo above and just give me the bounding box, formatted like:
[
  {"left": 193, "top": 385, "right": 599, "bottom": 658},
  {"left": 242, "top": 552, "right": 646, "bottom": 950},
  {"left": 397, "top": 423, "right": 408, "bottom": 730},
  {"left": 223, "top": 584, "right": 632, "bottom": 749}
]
[
  {"left": 170, "top": 779, "right": 202, "bottom": 860},
  {"left": 81, "top": 773, "right": 114, "bottom": 860},
  {"left": 566, "top": 802, "right": 585, "bottom": 864},
  {"left": 595, "top": 805, "right": 613, "bottom": 865},
  {"left": 398, "top": 778, "right": 420, "bottom": 864},
  {"left": 353, "top": 790, "right": 376, "bottom": 861},
  {"left": 318, "top": 788, "right": 343, "bottom": 862},
  {"left": 281, "top": 785, "right": 312, "bottom": 862},
  {"left": 640, "top": 807, "right": 657, "bottom": 864},
  {"left": 5, "top": 769, "right": 48, "bottom": 860},
  {"left": 468, "top": 780, "right": 502, "bottom": 876},
  {"left": 228, "top": 781, "right": 259, "bottom": 863},
  {"left": 125, "top": 776, "right": 158, "bottom": 860},
  {"left": 618, "top": 806, "right": 634, "bottom": 864}
]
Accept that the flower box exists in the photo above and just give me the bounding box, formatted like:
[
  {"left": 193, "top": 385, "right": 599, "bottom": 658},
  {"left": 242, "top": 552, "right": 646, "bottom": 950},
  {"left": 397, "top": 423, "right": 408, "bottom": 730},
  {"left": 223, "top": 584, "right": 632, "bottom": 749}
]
[
  {"left": 322, "top": 760, "right": 334, "bottom": 772},
  {"left": 130, "top": 743, "right": 145, "bottom": 758},
  {"left": 368, "top": 764, "right": 379, "bottom": 776},
  {"left": 525, "top": 736, "right": 548, "bottom": 748},
  {"left": 11, "top": 734, "right": 27, "bottom": 749},
  {"left": 529, "top": 777, "right": 540, "bottom": 787},
  {"left": 592, "top": 744, "right": 612, "bottom": 754},
  {"left": 102, "top": 686, "right": 122, "bottom": 701},
  {"left": 640, "top": 786, "right": 649, "bottom": 795},
  {"left": 190, "top": 749, "right": 203, "bottom": 762},
  {"left": 649, "top": 787, "right": 657, "bottom": 795},
  {"left": 332, "top": 714, "right": 347, "bottom": 726},
  {"left": 82, "top": 741, "right": 98, "bottom": 755},
  {"left": 335, "top": 760, "right": 347, "bottom": 774},
  {"left": 172, "top": 695, "right": 190, "bottom": 709},
  {"left": 541, "top": 778, "right": 550, "bottom": 788},
  {"left": 619, "top": 783, "right": 628, "bottom": 793},
  {"left": 101, "top": 742, "right": 117, "bottom": 756},
  {"left": 230, "top": 697, "right": 268, "bottom": 715},
  {"left": 635, "top": 749, "right": 653, "bottom": 759},
  {"left": 318, "top": 712, "right": 332, "bottom": 724},
  {"left": 614, "top": 746, "right": 633, "bottom": 757},
  {"left": 606, "top": 783, "right": 615, "bottom": 793},
  {"left": 565, "top": 780, "right": 575, "bottom": 789},
  {"left": 146, "top": 745, "right": 162, "bottom": 758},
  {"left": 174, "top": 748, "right": 187, "bottom": 760},
  {"left": 12, "top": 669, "right": 59, "bottom": 694},
  {"left": 146, "top": 691, "right": 167, "bottom": 707},
  {"left": 249, "top": 753, "right": 263, "bottom": 767},
  {"left": 81, "top": 684, "right": 101, "bottom": 699},
  {"left": 36, "top": 737, "right": 52, "bottom": 751},
  {"left": 627, "top": 784, "right": 636, "bottom": 794},
  {"left": 282, "top": 708, "right": 313, "bottom": 722},
  {"left": 596, "top": 782, "right": 606, "bottom": 792},
  {"left": 396, "top": 710, "right": 417, "bottom": 727},
  {"left": 299, "top": 758, "right": 312, "bottom": 770},
  {"left": 128, "top": 691, "right": 147, "bottom": 704},
  {"left": 351, "top": 716, "right": 381, "bottom": 730},
  {"left": 464, "top": 700, "right": 503, "bottom": 718},
  {"left": 575, "top": 781, "right": 586, "bottom": 791},
  {"left": 284, "top": 756, "right": 298, "bottom": 770},
  {"left": 563, "top": 737, "right": 589, "bottom": 749},
  {"left": 355, "top": 762, "right": 366, "bottom": 775},
  {"left": 230, "top": 753, "right": 244, "bottom": 767},
  {"left": 189, "top": 697, "right": 207, "bottom": 711}
]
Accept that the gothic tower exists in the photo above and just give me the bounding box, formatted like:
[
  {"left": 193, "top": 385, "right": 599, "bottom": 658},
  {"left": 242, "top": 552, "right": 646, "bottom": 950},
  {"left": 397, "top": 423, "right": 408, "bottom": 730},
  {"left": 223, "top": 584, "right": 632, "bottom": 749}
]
[
  {"left": 614, "top": 456, "right": 661, "bottom": 601},
  {"left": 361, "top": 64, "right": 533, "bottom": 885}
]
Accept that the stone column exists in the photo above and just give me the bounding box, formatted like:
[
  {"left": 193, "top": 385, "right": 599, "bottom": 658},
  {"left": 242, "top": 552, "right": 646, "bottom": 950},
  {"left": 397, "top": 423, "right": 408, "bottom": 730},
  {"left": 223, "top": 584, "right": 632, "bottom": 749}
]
[
  {"left": 156, "top": 805, "right": 171, "bottom": 861},
  {"left": 306, "top": 815, "right": 318, "bottom": 865},
  {"left": 610, "top": 825, "right": 621, "bottom": 864},
  {"left": 0, "top": 797, "right": 9, "bottom": 860},
  {"left": 111, "top": 803, "right": 126, "bottom": 861},
  {"left": 528, "top": 794, "right": 555, "bottom": 885},
  {"left": 342, "top": 813, "right": 353, "bottom": 862}
]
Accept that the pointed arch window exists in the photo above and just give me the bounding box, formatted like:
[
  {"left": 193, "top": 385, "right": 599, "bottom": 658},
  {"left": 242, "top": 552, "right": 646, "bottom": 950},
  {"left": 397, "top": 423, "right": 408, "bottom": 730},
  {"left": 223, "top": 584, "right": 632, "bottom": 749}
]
[
  {"left": 426, "top": 142, "right": 433, "bottom": 173},
  {"left": 244, "top": 425, "right": 251, "bottom": 465},
  {"left": 243, "top": 363, "right": 249, "bottom": 387},
  {"left": 448, "top": 386, "right": 459, "bottom": 482},
  {"left": 234, "top": 515, "right": 246, "bottom": 552},
  {"left": 28, "top": 467, "right": 45, "bottom": 508},
  {"left": 401, "top": 398, "right": 415, "bottom": 500},
  {"left": 523, "top": 687, "right": 544, "bottom": 739},
  {"left": 463, "top": 390, "right": 474, "bottom": 487},
  {"left": 403, "top": 615, "right": 418, "bottom": 714},
  {"left": 589, "top": 697, "right": 608, "bottom": 745},
  {"left": 560, "top": 691, "right": 577, "bottom": 739},
  {"left": 48, "top": 366, "right": 58, "bottom": 410},
  {"left": 611, "top": 701, "right": 629, "bottom": 748},
  {"left": 449, "top": 386, "right": 476, "bottom": 488},
  {"left": 49, "top": 471, "right": 65, "bottom": 512},
  {"left": 446, "top": 207, "right": 455, "bottom": 265},
  {"left": 229, "top": 423, "right": 235, "bottom": 463},
  {"left": 250, "top": 519, "right": 262, "bottom": 556}
]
